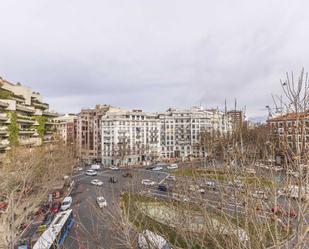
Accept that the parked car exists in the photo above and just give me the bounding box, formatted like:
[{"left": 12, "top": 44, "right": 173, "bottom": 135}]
[
  {"left": 35, "top": 203, "right": 50, "bottom": 216},
  {"left": 97, "top": 196, "right": 107, "bottom": 208},
  {"left": 158, "top": 184, "right": 167, "bottom": 192},
  {"left": 86, "top": 169, "right": 97, "bottom": 176},
  {"left": 91, "top": 179, "right": 103, "bottom": 186},
  {"left": 244, "top": 168, "right": 256, "bottom": 175},
  {"left": 138, "top": 230, "right": 171, "bottom": 249},
  {"left": 52, "top": 190, "right": 62, "bottom": 199},
  {"left": 145, "top": 165, "right": 156, "bottom": 170},
  {"left": 37, "top": 213, "right": 55, "bottom": 232},
  {"left": 90, "top": 164, "right": 101, "bottom": 170},
  {"left": 251, "top": 190, "right": 268, "bottom": 200},
  {"left": 122, "top": 172, "right": 133, "bottom": 178},
  {"left": 50, "top": 201, "right": 61, "bottom": 213},
  {"left": 0, "top": 201, "right": 8, "bottom": 212},
  {"left": 205, "top": 181, "right": 216, "bottom": 190},
  {"left": 61, "top": 196, "right": 72, "bottom": 211},
  {"left": 271, "top": 205, "right": 297, "bottom": 218},
  {"left": 167, "top": 164, "right": 178, "bottom": 170},
  {"left": 189, "top": 185, "right": 199, "bottom": 191},
  {"left": 152, "top": 166, "right": 163, "bottom": 171},
  {"left": 197, "top": 188, "right": 205, "bottom": 194},
  {"left": 109, "top": 177, "right": 117, "bottom": 183},
  {"left": 228, "top": 180, "right": 244, "bottom": 188},
  {"left": 109, "top": 166, "right": 119, "bottom": 170},
  {"left": 166, "top": 175, "right": 176, "bottom": 181},
  {"left": 172, "top": 193, "right": 189, "bottom": 202},
  {"left": 141, "top": 179, "right": 156, "bottom": 186}
]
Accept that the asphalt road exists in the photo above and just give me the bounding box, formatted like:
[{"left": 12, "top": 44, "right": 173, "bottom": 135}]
[
  {"left": 62, "top": 164, "right": 308, "bottom": 249},
  {"left": 63, "top": 167, "right": 168, "bottom": 249}
]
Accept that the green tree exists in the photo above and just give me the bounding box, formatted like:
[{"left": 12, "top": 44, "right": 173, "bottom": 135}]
[
  {"left": 34, "top": 116, "right": 46, "bottom": 138},
  {"left": 7, "top": 112, "right": 19, "bottom": 145}
]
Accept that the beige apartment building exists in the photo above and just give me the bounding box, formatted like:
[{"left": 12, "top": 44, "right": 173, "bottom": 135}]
[
  {"left": 53, "top": 114, "right": 77, "bottom": 145},
  {"left": 158, "top": 107, "right": 232, "bottom": 159},
  {"left": 76, "top": 104, "right": 124, "bottom": 163},
  {"left": 101, "top": 106, "right": 233, "bottom": 166},
  {"left": 0, "top": 77, "right": 58, "bottom": 153}
]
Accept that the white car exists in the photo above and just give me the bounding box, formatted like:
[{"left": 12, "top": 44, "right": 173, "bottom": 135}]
[
  {"left": 91, "top": 179, "right": 103, "bottom": 186},
  {"left": 90, "top": 164, "right": 101, "bottom": 170},
  {"left": 86, "top": 169, "right": 97, "bottom": 176},
  {"left": 141, "top": 179, "right": 156, "bottom": 186},
  {"left": 138, "top": 230, "right": 169, "bottom": 249},
  {"left": 251, "top": 190, "right": 268, "bottom": 199},
  {"left": 109, "top": 166, "right": 119, "bottom": 171},
  {"left": 228, "top": 180, "right": 244, "bottom": 188},
  {"left": 206, "top": 181, "right": 215, "bottom": 187},
  {"left": 167, "top": 164, "right": 178, "bottom": 170},
  {"left": 61, "top": 196, "right": 72, "bottom": 211},
  {"left": 172, "top": 193, "right": 189, "bottom": 202},
  {"left": 166, "top": 175, "right": 176, "bottom": 181},
  {"left": 96, "top": 196, "right": 107, "bottom": 208},
  {"left": 152, "top": 166, "right": 163, "bottom": 171},
  {"left": 197, "top": 188, "right": 205, "bottom": 194},
  {"left": 75, "top": 167, "right": 83, "bottom": 172}
]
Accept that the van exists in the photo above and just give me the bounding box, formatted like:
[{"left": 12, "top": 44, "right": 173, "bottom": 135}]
[{"left": 90, "top": 164, "right": 101, "bottom": 170}]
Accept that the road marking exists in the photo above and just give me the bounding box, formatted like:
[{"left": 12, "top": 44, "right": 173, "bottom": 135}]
[{"left": 159, "top": 174, "right": 170, "bottom": 185}]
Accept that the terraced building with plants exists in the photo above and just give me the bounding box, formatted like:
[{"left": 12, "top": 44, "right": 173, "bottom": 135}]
[{"left": 0, "top": 77, "right": 58, "bottom": 153}]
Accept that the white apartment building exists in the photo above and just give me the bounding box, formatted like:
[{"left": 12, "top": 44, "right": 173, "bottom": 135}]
[
  {"left": 101, "top": 106, "right": 232, "bottom": 165},
  {"left": 101, "top": 109, "right": 161, "bottom": 166}
]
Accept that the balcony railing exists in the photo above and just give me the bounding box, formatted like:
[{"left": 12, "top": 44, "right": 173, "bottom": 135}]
[
  {"left": 43, "top": 110, "right": 58, "bottom": 117},
  {"left": 0, "top": 113, "right": 8, "bottom": 121},
  {"left": 19, "top": 129, "right": 36, "bottom": 135},
  {"left": 0, "top": 100, "right": 9, "bottom": 108},
  {"left": 16, "top": 104, "right": 35, "bottom": 113}
]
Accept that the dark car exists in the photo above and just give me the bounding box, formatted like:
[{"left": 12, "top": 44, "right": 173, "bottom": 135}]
[
  {"left": 50, "top": 201, "right": 61, "bottom": 213},
  {"left": 158, "top": 184, "right": 168, "bottom": 192},
  {"left": 145, "top": 165, "right": 156, "bottom": 170},
  {"left": 38, "top": 213, "right": 55, "bottom": 233},
  {"left": 122, "top": 172, "right": 133, "bottom": 178},
  {"left": 109, "top": 177, "right": 117, "bottom": 183},
  {"left": 35, "top": 203, "right": 50, "bottom": 216}
]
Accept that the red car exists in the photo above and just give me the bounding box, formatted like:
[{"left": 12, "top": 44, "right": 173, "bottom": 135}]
[
  {"left": 287, "top": 209, "right": 297, "bottom": 218},
  {"left": 0, "top": 202, "right": 8, "bottom": 211},
  {"left": 271, "top": 206, "right": 297, "bottom": 218},
  {"left": 50, "top": 202, "right": 61, "bottom": 213},
  {"left": 271, "top": 206, "right": 284, "bottom": 215}
]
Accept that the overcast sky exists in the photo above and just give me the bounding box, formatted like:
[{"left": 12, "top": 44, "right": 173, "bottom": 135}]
[{"left": 0, "top": 0, "right": 308, "bottom": 121}]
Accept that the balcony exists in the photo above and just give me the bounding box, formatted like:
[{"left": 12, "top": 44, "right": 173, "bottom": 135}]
[
  {"left": 16, "top": 104, "right": 35, "bottom": 113},
  {"left": 0, "top": 139, "right": 9, "bottom": 150},
  {"left": 0, "top": 113, "right": 8, "bottom": 122},
  {"left": 0, "top": 127, "right": 8, "bottom": 136},
  {"left": 43, "top": 110, "right": 58, "bottom": 117},
  {"left": 19, "top": 129, "right": 36, "bottom": 135},
  {"left": 19, "top": 137, "right": 41, "bottom": 146},
  {"left": 32, "top": 101, "right": 49, "bottom": 110},
  {"left": 17, "top": 115, "right": 35, "bottom": 124},
  {"left": 45, "top": 120, "right": 56, "bottom": 125},
  {"left": 0, "top": 100, "right": 9, "bottom": 108}
]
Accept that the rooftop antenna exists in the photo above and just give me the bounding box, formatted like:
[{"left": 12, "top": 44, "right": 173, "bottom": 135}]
[{"left": 224, "top": 99, "right": 227, "bottom": 113}]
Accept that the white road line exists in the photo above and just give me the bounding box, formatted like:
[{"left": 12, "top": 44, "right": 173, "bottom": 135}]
[{"left": 159, "top": 174, "right": 170, "bottom": 185}]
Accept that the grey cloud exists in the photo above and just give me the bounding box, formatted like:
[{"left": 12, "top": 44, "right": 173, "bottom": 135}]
[{"left": 0, "top": 0, "right": 308, "bottom": 121}]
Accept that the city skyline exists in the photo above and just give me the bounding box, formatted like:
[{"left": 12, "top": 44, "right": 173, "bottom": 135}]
[{"left": 1, "top": 1, "right": 308, "bottom": 120}]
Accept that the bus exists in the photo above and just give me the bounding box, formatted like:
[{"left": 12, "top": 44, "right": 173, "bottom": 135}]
[{"left": 32, "top": 209, "right": 74, "bottom": 249}]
